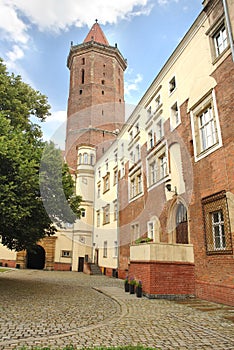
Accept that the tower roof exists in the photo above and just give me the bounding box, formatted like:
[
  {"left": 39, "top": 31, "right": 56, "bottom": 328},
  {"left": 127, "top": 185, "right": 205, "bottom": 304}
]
[{"left": 83, "top": 20, "right": 109, "bottom": 46}]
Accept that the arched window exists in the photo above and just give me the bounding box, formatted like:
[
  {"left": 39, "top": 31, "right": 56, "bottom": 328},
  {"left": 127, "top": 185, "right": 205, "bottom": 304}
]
[
  {"left": 83, "top": 153, "right": 88, "bottom": 164},
  {"left": 176, "top": 203, "right": 188, "bottom": 244},
  {"left": 78, "top": 153, "right": 82, "bottom": 164},
  {"left": 81, "top": 69, "right": 85, "bottom": 84},
  {"left": 90, "top": 154, "right": 95, "bottom": 165}
]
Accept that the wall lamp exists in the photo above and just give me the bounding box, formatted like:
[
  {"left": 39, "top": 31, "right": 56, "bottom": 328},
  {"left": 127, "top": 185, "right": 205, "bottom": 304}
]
[{"left": 165, "top": 183, "right": 177, "bottom": 195}]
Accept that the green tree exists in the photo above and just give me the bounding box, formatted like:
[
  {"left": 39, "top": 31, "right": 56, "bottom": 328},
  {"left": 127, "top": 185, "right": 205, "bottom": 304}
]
[{"left": 0, "top": 59, "right": 82, "bottom": 251}]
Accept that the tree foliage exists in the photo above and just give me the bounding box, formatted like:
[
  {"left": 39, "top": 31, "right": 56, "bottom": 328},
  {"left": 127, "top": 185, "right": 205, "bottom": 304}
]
[{"left": 0, "top": 59, "right": 82, "bottom": 251}]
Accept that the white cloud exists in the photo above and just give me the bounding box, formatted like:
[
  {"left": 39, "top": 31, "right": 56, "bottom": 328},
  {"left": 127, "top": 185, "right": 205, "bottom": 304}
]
[
  {"left": 0, "top": 0, "right": 153, "bottom": 71},
  {"left": 1, "top": 0, "right": 152, "bottom": 34},
  {"left": 0, "top": 0, "right": 29, "bottom": 43},
  {"left": 157, "top": 0, "right": 179, "bottom": 5},
  {"left": 6, "top": 45, "right": 24, "bottom": 62},
  {"left": 46, "top": 110, "right": 67, "bottom": 123},
  {"left": 125, "top": 73, "right": 143, "bottom": 96}
]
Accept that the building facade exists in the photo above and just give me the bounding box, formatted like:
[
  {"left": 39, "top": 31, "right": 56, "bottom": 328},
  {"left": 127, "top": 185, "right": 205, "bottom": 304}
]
[{"left": 1, "top": 0, "right": 233, "bottom": 306}]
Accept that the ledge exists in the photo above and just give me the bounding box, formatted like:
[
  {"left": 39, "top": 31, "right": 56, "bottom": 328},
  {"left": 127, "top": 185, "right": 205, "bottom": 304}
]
[{"left": 130, "top": 242, "right": 194, "bottom": 263}]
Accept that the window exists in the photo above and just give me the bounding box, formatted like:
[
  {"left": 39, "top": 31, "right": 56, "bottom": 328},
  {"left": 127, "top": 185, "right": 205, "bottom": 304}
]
[
  {"left": 171, "top": 102, "right": 180, "bottom": 129},
  {"left": 135, "top": 123, "right": 140, "bottom": 135},
  {"left": 61, "top": 250, "right": 71, "bottom": 258},
  {"left": 97, "top": 183, "right": 101, "bottom": 198},
  {"left": 155, "top": 94, "right": 161, "bottom": 108},
  {"left": 81, "top": 209, "right": 86, "bottom": 218},
  {"left": 96, "top": 210, "right": 100, "bottom": 227},
  {"left": 97, "top": 210, "right": 100, "bottom": 227},
  {"left": 159, "top": 153, "right": 167, "bottom": 179},
  {"left": 147, "top": 145, "right": 168, "bottom": 187},
  {"left": 103, "top": 241, "right": 107, "bottom": 258},
  {"left": 114, "top": 151, "right": 118, "bottom": 162},
  {"left": 78, "top": 153, "right": 82, "bottom": 164},
  {"left": 156, "top": 119, "right": 164, "bottom": 141},
  {"left": 149, "top": 160, "right": 157, "bottom": 186},
  {"left": 147, "top": 106, "right": 152, "bottom": 119},
  {"left": 121, "top": 161, "right": 125, "bottom": 177},
  {"left": 212, "top": 211, "right": 226, "bottom": 250},
  {"left": 81, "top": 69, "right": 85, "bottom": 84},
  {"left": 169, "top": 76, "right": 176, "bottom": 94},
  {"left": 101, "top": 79, "right": 105, "bottom": 85},
  {"left": 202, "top": 191, "right": 232, "bottom": 255},
  {"left": 129, "top": 170, "right": 143, "bottom": 199},
  {"left": 103, "top": 205, "right": 110, "bottom": 225},
  {"left": 148, "top": 222, "right": 154, "bottom": 240},
  {"left": 148, "top": 130, "right": 154, "bottom": 149},
  {"left": 83, "top": 153, "right": 88, "bottom": 164},
  {"left": 190, "top": 91, "right": 222, "bottom": 160},
  {"left": 113, "top": 168, "right": 118, "bottom": 185},
  {"left": 136, "top": 144, "right": 140, "bottom": 162},
  {"left": 82, "top": 58, "right": 85, "bottom": 65},
  {"left": 113, "top": 200, "right": 118, "bottom": 221},
  {"left": 114, "top": 241, "right": 118, "bottom": 257},
  {"left": 131, "top": 223, "right": 139, "bottom": 243},
  {"left": 213, "top": 24, "right": 228, "bottom": 57},
  {"left": 103, "top": 173, "right": 110, "bottom": 193},
  {"left": 199, "top": 107, "right": 217, "bottom": 151},
  {"left": 90, "top": 154, "right": 95, "bottom": 165}
]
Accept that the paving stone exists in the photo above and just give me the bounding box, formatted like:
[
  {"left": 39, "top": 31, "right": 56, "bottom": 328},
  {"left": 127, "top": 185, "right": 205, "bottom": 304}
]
[{"left": 0, "top": 269, "right": 233, "bottom": 349}]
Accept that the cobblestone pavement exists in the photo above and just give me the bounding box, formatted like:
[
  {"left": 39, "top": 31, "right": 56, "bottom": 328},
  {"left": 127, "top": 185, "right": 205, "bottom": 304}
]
[{"left": 0, "top": 269, "right": 234, "bottom": 350}]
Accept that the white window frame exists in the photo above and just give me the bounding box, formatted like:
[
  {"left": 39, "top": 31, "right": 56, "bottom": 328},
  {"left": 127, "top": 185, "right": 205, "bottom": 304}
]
[
  {"left": 103, "top": 241, "right": 107, "bottom": 258},
  {"left": 190, "top": 90, "right": 222, "bottom": 162},
  {"left": 212, "top": 210, "right": 226, "bottom": 250},
  {"left": 114, "top": 241, "right": 118, "bottom": 258},
  {"left": 213, "top": 24, "right": 228, "bottom": 57},
  {"left": 147, "top": 222, "right": 154, "bottom": 240},
  {"left": 170, "top": 101, "right": 181, "bottom": 130}
]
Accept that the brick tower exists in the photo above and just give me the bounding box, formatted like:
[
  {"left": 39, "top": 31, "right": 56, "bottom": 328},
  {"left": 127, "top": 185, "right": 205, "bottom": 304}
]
[{"left": 65, "top": 20, "right": 127, "bottom": 170}]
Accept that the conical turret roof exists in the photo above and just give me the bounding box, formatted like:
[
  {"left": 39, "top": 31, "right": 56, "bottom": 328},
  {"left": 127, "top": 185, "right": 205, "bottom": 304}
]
[{"left": 83, "top": 20, "right": 109, "bottom": 45}]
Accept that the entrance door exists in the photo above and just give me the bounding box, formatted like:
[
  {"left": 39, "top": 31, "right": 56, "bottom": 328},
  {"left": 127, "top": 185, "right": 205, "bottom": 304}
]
[
  {"left": 27, "top": 245, "right": 45, "bottom": 269},
  {"left": 78, "top": 257, "right": 84, "bottom": 272},
  {"left": 94, "top": 249, "right": 99, "bottom": 265},
  {"left": 176, "top": 203, "right": 188, "bottom": 244}
]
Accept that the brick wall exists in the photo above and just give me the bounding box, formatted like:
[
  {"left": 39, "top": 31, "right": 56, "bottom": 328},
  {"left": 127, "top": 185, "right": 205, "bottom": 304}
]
[
  {"left": 129, "top": 261, "right": 195, "bottom": 297},
  {"left": 54, "top": 262, "right": 71, "bottom": 271},
  {"left": 189, "top": 54, "right": 234, "bottom": 306},
  {"left": 0, "top": 259, "right": 16, "bottom": 268}
]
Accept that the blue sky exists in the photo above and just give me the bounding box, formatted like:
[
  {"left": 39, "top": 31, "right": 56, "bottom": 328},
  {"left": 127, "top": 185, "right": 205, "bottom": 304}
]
[{"left": 0, "top": 0, "right": 203, "bottom": 144}]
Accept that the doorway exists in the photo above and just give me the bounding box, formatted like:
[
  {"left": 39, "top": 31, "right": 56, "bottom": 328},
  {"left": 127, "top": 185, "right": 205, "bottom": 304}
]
[
  {"left": 27, "top": 245, "right": 45, "bottom": 269},
  {"left": 78, "top": 257, "right": 84, "bottom": 272},
  {"left": 176, "top": 203, "right": 188, "bottom": 244}
]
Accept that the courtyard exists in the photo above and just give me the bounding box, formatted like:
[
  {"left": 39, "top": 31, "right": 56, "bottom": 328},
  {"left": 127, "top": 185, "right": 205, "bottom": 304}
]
[{"left": 0, "top": 269, "right": 233, "bottom": 350}]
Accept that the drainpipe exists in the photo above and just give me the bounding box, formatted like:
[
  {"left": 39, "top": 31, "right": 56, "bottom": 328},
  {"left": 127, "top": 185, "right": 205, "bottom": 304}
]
[{"left": 222, "top": 0, "right": 234, "bottom": 61}]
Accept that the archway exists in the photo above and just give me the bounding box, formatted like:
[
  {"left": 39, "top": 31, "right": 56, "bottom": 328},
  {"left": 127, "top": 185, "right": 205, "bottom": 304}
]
[{"left": 27, "top": 245, "right": 45, "bottom": 269}]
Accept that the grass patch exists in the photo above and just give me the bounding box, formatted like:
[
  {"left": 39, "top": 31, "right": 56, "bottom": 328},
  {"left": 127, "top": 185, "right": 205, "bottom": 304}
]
[{"left": 0, "top": 268, "right": 8, "bottom": 273}]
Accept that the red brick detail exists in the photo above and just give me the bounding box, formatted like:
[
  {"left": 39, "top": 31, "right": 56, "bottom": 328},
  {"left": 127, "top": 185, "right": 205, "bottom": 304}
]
[
  {"left": 128, "top": 261, "right": 195, "bottom": 296},
  {"left": 196, "top": 280, "right": 234, "bottom": 307},
  {"left": 0, "top": 259, "right": 16, "bottom": 268},
  {"left": 53, "top": 262, "right": 71, "bottom": 271}
]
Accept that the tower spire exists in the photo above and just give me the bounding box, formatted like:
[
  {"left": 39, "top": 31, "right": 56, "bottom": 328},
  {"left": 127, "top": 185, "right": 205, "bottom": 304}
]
[{"left": 83, "top": 21, "right": 109, "bottom": 45}]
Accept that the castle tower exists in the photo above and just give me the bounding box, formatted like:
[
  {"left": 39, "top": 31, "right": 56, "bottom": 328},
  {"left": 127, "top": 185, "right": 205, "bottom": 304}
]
[
  {"left": 65, "top": 20, "right": 127, "bottom": 170},
  {"left": 64, "top": 22, "right": 127, "bottom": 270}
]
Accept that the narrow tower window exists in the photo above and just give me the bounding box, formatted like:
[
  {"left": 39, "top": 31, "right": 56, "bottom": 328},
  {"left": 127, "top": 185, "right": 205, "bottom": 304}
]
[
  {"left": 82, "top": 58, "right": 85, "bottom": 65},
  {"left": 81, "top": 69, "right": 85, "bottom": 84}
]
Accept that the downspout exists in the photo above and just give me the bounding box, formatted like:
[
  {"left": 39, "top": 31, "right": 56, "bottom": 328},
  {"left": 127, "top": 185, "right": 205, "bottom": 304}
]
[{"left": 222, "top": 0, "right": 234, "bottom": 61}]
